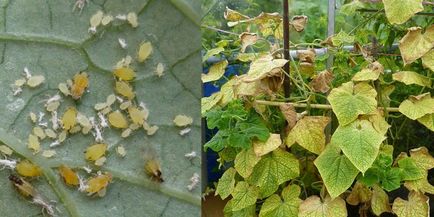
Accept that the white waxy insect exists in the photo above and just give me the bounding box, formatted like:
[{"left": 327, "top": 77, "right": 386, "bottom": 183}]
[
  {"left": 156, "top": 63, "right": 165, "bottom": 77},
  {"left": 45, "top": 94, "right": 61, "bottom": 104},
  {"left": 115, "top": 56, "right": 133, "bottom": 69},
  {"left": 184, "top": 151, "right": 197, "bottom": 160},
  {"left": 143, "top": 122, "right": 159, "bottom": 136},
  {"left": 29, "top": 112, "right": 37, "bottom": 123},
  {"left": 58, "top": 83, "right": 70, "bottom": 96},
  {"left": 42, "top": 150, "right": 56, "bottom": 158},
  {"left": 50, "top": 111, "right": 60, "bottom": 130},
  {"left": 49, "top": 140, "right": 61, "bottom": 148},
  {"left": 44, "top": 129, "right": 57, "bottom": 139},
  {"left": 27, "top": 75, "right": 45, "bottom": 88},
  {"left": 121, "top": 128, "right": 132, "bottom": 138},
  {"left": 0, "top": 145, "right": 13, "bottom": 156},
  {"left": 82, "top": 125, "right": 92, "bottom": 135},
  {"left": 46, "top": 101, "right": 60, "bottom": 112},
  {"left": 94, "top": 102, "right": 108, "bottom": 111},
  {"left": 90, "top": 117, "right": 104, "bottom": 142},
  {"left": 98, "top": 113, "right": 108, "bottom": 128},
  {"left": 129, "top": 123, "right": 140, "bottom": 130},
  {"left": 82, "top": 166, "right": 92, "bottom": 174},
  {"left": 101, "top": 15, "right": 113, "bottom": 26},
  {"left": 0, "top": 157, "right": 17, "bottom": 169},
  {"left": 118, "top": 38, "right": 127, "bottom": 49},
  {"left": 127, "top": 12, "right": 138, "bottom": 28},
  {"left": 24, "top": 67, "right": 32, "bottom": 79},
  {"left": 139, "top": 102, "right": 150, "bottom": 120},
  {"left": 15, "top": 78, "right": 26, "bottom": 87},
  {"left": 106, "top": 94, "right": 117, "bottom": 106},
  {"left": 119, "top": 101, "right": 131, "bottom": 110},
  {"left": 73, "top": 0, "right": 89, "bottom": 13},
  {"left": 94, "top": 157, "right": 106, "bottom": 166},
  {"left": 115, "top": 14, "right": 127, "bottom": 21},
  {"left": 116, "top": 145, "right": 126, "bottom": 157},
  {"left": 187, "top": 173, "right": 200, "bottom": 191},
  {"left": 77, "top": 113, "right": 91, "bottom": 128},
  {"left": 38, "top": 112, "right": 45, "bottom": 123},
  {"left": 33, "top": 127, "right": 46, "bottom": 140},
  {"left": 12, "top": 86, "right": 22, "bottom": 96},
  {"left": 101, "top": 106, "right": 112, "bottom": 115},
  {"left": 179, "top": 128, "right": 191, "bottom": 136}
]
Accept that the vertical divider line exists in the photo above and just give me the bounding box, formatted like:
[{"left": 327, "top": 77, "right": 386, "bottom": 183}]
[{"left": 283, "top": 0, "right": 291, "bottom": 97}]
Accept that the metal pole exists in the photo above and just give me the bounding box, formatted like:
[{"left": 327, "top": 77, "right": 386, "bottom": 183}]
[
  {"left": 326, "top": 0, "right": 336, "bottom": 69},
  {"left": 283, "top": 0, "right": 291, "bottom": 97}
]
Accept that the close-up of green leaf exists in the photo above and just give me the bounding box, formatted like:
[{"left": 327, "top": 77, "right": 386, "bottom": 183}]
[{"left": 0, "top": 0, "right": 201, "bottom": 217}]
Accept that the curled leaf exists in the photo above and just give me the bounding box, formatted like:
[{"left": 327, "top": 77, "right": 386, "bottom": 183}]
[{"left": 291, "top": 15, "right": 308, "bottom": 32}]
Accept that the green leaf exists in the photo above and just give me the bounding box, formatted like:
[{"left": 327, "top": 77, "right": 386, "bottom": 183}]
[
  {"left": 215, "top": 168, "right": 237, "bottom": 200},
  {"left": 201, "top": 92, "right": 223, "bottom": 116},
  {"left": 328, "top": 82, "right": 377, "bottom": 126},
  {"left": 248, "top": 149, "right": 299, "bottom": 198},
  {"left": 383, "top": 0, "right": 423, "bottom": 24},
  {"left": 398, "top": 93, "right": 434, "bottom": 120},
  {"left": 0, "top": 0, "right": 201, "bottom": 216},
  {"left": 399, "top": 26, "right": 433, "bottom": 65},
  {"left": 381, "top": 167, "right": 402, "bottom": 192},
  {"left": 224, "top": 200, "right": 256, "bottom": 217},
  {"left": 286, "top": 116, "right": 330, "bottom": 155},
  {"left": 202, "top": 60, "right": 228, "bottom": 83},
  {"left": 392, "top": 71, "right": 431, "bottom": 87},
  {"left": 331, "top": 31, "right": 355, "bottom": 47},
  {"left": 417, "top": 113, "right": 434, "bottom": 131},
  {"left": 298, "top": 195, "right": 347, "bottom": 217},
  {"left": 259, "top": 185, "right": 301, "bottom": 217},
  {"left": 314, "top": 143, "right": 359, "bottom": 199},
  {"left": 331, "top": 120, "right": 385, "bottom": 173},
  {"left": 371, "top": 185, "right": 392, "bottom": 216},
  {"left": 340, "top": 0, "right": 364, "bottom": 16},
  {"left": 231, "top": 181, "right": 259, "bottom": 211},
  {"left": 397, "top": 157, "right": 424, "bottom": 181},
  {"left": 422, "top": 50, "right": 434, "bottom": 71},
  {"left": 392, "top": 191, "right": 429, "bottom": 217},
  {"left": 352, "top": 62, "right": 383, "bottom": 82},
  {"left": 235, "top": 148, "right": 261, "bottom": 178},
  {"left": 202, "top": 47, "right": 224, "bottom": 62}
]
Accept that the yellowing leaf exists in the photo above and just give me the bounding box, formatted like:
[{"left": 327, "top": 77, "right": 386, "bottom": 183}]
[
  {"left": 399, "top": 93, "right": 434, "bottom": 120},
  {"left": 202, "top": 47, "right": 224, "bottom": 62},
  {"left": 242, "top": 56, "right": 288, "bottom": 82},
  {"left": 219, "top": 78, "right": 236, "bottom": 106},
  {"left": 16, "top": 160, "right": 42, "bottom": 177},
  {"left": 309, "top": 70, "right": 334, "bottom": 93},
  {"left": 215, "top": 167, "right": 236, "bottom": 200},
  {"left": 253, "top": 134, "right": 281, "bottom": 157},
  {"left": 224, "top": 7, "right": 250, "bottom": 22},
  {"left": 409, "top": 146, "right": 434, "bottom": 170},
  {"left": 201, "top": 60, "right": 228, "bottom": 83},
  {"left": 85, "top": 143, "right": 108, "bottom": 161},
  {"left": 114, "top": 67, "right": 136, "bottom": 81},
  {"left": 346, "top": 182, "right": 372, "bottom": 205},
  {"left": 383, "top": 0, "right": 423, "bottom": 25},
  {"left": 328, "top": 82, "right": 377, "bottom": 126},
  {"left": 352, "top": 61, "right": 384, "bottom": 81},
  {"left": 137, "top": 41, "right": 153, "bottom": 62},
  {"left": 314, "top": 143, "right": 359, "bottom": 199},
  {"left": 231, "top": 181, "right": 259, "bottom": 211},
  {"left": 404, "top": 173, "right": 434, "bottom": 194},
  {"left": 417, "top": 113, "right": 434, "bottom": 131},
  {"left": 201, "top": 92, "right": 222, "bottom": 116},
  {"left": 399, "top": 27, "right": 433, "bottom": 65},
  {"left": 371, "top": 185, "right": 392, "bottom": 216},
  {"left": 392, "top": 71, "right": 431, "bottom": 87},
  {"left": 291, "top": 15, "right": 308, "bottom": 32},
  {"left": 259, "top": 185, "right": 301, "bottom": 217},
  {"left": 298, "top": 195, "right": 347, "bottom": 217},
  {"left": 422, "top": 50, "right": 434, "bottom": 71},
  {"left": 286, "top": 116, "right": 330, "bottom": 154},
  {"left": 248, "top": 149, "right": 299, "bottom": 198},
  {"left": 235, "top": 148, "right": 261, "bottom": 178},
  {"left": 331, "top": 119, "right": 385, "bottom": 173},
  {"left": 239, "top": 32, "right": 258, "bottom": 52},
  {"left": 108, "top": 111, "right": 129, "bottom": 129},
  {"left": 367, "top": 109, "right": 390, "bottom": 135},
  {"left": 392, "top": 191, "right": 429, "bottom": 217},
  {"left": 173, "top": 115, "right": 193, "bottom": 127},
  {"left": 58, "top": 164, "right": 79, "bottom": 186}
]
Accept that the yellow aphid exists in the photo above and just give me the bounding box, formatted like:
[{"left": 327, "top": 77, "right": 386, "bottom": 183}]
[
  {"left": 128, "top": 106, "right": 146, "bottom": 125},
  {"left": 58, "top": 130, "right": 67, "bottom": 143},
  {"left": 76, "top": 113, "right": 91, "bottom": 128},
  {"left": 86, "top": 173, "right": 112, "bottom": 195},
  {"left": 90, "top": 10, "right": 104, "bottom": 27},
  {"left": 143, "top": 122, "right": 159, "bottom": 136},
  {"left": 58, "top": 83, "right": 70, "bottom": 96},
  {"left": 127, "top": 12, "right": 138, "bottom": 28},
  {"left": 16, "top": 160, "right": 42, "bottom": 177},
  {"left": 46, "top": 101, "right": 60, "bottom": 112},
  {"left": 108, "top": 110, "right": 128, "bottom": 129},
  {"left": 129, "top": 123, "right": 140, "bottom": 130},
  {"left": 121, "top": 128, "right": 132, "bottom": 138},
  {"left": 101, "top": 14, "right": 113, "bottom": 26},
  {"left": 32, "top": 127, "right": 46, "bottom": 140},
  {"left": 156, "top": 63, "right": 164, "bottom": 77},
  {"left": 27, "top": 75, "right": 45, "bottom": 87},
  {"left": 101, "top": 106, "right": 112, "bottom": 115},
  {"left": 115, "top": 81, "right": 135, "bottom": 99},
  {"left": 114, "top": 67, "right": 136, "bottom": 81},
  {"left": 144, "top": 158, "right": 163, "bottom": 183},
  {"left": 58, "top": 165, "right": 79, "bottom": 186},
  {"left": 85, "top": 143, "right": 108, "bottom": 161},
  {"left": 173, "top": 115, "right": 193, "bottom": 127},
  {"left": 45, "top": 129, "right": 57, "bottom": 139},
  {"left": 61, "top": 107, "right": 77, "bottom": 130},
  {"left": 42, "top": 150, "right": 56, "bottom": 158},
  {"left": 28, "top": 134, "right": 40, "bottom": 154},
  {"left": 137, "top": 41, "right": 153, "bottom": 63},
  {"left": 94, "top": 157, "right": 106, "bottom": 166},
  {"left": 94, "top": 102, "right": 108, "bottom": 111},
  {"left": 70, "top": 125, "right": 82, "bottom": 134},
  {"left": 15, "top": 78, "right": 26, "bottom": 87},
  {"left": 116, "top": 145, "right": 126, "bottom": 157},
  {"left": 9, "top": 174, "right": 38, "bottom": 198},
  {"left": 71, "top": 72, "right": 89, "bottom": 100},
  {"left": 119, "top": 101, "right": 131, "bottom": 110},
  {"left": 0, "top": 145, "right": 13, "bottom": 155},
  {"left": 106, "top": 94, "right": 117, "bottom": 106},
  {"left": 29, "top": 112, "right": 37, "bottom": 123}
]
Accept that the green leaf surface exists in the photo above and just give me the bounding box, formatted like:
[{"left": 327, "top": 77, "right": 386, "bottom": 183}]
[
  {"left": 0, "top": 0, "right": 201, "bottom": 216},
  {"left": 392, "top": 71, "right": 431, "bottom": 87},
  {"left": 286, "top": 116, "right": 330, "bottom": 155},
  {"left": 382, "top": 0, "right": 423, "bottom": 25},
  {"left": 231, "top": 181, "right": 259, "bottom": 211},
  {"left": 215, "top": 167, "right": 237, "bottom": 200},
  {"left": 235, "top": 148, "right": 261, "bottom": 178},
  {"left": 314, "top": 143, "right": 359, "bottom": 199},
  {"left": 328, "top": 82, "right": 377, "bottom": 126},
  {"left": 248, "top": 149, "right": 299, "bottom": 198},
  {"left": 259, "top": 185, "right": 301, "bottom": 217},
  {"left": 381, "top": 167, "right": 402, "bottom": 192},
  {"left": 398, "top": 157, "right": 424, "bottom": 181},
  {"left": 331, "top": 120, "right": 385, "bottom": 173}
]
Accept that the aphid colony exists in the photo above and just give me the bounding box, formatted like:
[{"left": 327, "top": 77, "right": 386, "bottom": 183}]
[{"left": 88, "top": 10, "right": 138, "bottom": 34}]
